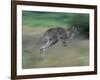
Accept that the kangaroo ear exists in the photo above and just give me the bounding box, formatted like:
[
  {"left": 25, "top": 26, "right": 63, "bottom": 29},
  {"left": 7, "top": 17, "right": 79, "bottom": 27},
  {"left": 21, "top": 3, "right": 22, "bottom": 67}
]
[
  {"left": 77, "top": 26, "right": 79, "bottom": 30},
  {"left": 72, "top": 26, "right": 75, "bottom": 30}
]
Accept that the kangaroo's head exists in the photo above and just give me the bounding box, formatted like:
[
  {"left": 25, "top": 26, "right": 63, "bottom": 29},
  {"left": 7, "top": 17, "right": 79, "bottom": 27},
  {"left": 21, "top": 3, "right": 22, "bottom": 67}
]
[
  {"left": 66, "top": 26, "right": 79, "bottom": 40},
  {"left": 71, "top": 26, "right": 79, "bottom": 35}
]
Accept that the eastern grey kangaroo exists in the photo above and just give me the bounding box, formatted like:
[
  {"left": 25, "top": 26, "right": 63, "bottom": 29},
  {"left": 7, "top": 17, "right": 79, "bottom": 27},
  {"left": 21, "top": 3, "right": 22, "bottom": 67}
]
[{"left": 39, "top": 26, "right": 79, "bottom": 59}]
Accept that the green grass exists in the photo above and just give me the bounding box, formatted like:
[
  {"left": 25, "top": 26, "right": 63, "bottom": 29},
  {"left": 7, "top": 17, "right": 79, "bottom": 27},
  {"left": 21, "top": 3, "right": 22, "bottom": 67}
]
[{"left": 22, "top": 28, "right": 89, "bottom": 69}]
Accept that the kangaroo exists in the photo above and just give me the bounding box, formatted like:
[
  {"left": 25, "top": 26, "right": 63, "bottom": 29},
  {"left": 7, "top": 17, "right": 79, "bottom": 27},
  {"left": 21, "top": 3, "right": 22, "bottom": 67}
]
[{"left": 39, "top": 26, "right": 79, "bottom": 59}]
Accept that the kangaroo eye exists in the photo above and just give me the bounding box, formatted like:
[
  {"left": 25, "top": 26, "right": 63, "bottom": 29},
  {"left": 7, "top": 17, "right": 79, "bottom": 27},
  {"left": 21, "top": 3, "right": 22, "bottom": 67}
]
[{"left": 60, "top": 37, "right": 63, "bottom": 39}]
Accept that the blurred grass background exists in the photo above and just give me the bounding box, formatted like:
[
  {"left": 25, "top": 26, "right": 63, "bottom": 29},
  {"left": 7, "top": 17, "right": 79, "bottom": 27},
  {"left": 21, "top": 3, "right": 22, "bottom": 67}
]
[{"left": 22, "top": 11, "right": 89, "bottom": 69}]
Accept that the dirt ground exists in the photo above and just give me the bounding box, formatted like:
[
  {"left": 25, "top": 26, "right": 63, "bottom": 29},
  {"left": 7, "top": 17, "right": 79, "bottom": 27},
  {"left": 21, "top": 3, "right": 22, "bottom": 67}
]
[{"left": 22, "top": 27, "right": 89, "bottom": 69}]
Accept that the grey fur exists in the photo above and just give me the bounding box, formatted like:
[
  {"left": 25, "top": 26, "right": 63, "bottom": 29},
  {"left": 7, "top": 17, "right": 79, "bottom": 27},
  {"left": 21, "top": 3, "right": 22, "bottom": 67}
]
[{"left": 39, "top": 26, "right": 79, "bottom": 59}]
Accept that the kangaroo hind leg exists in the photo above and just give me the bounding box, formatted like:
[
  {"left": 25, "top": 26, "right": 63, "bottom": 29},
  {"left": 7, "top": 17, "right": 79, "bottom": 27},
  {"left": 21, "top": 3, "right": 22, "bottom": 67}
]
[
  {"left": 40, "top": 38, "right": 51, "bottom": 59},
  {"left": 40, "top": 39, "right": 58, "bottom": 59}
]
